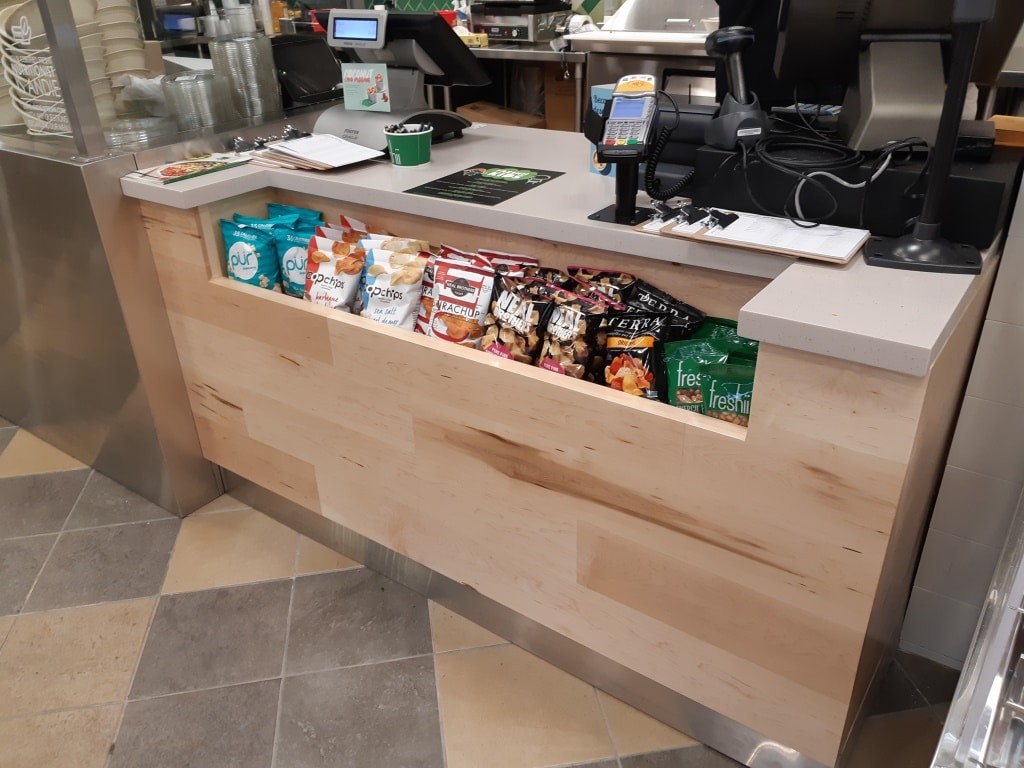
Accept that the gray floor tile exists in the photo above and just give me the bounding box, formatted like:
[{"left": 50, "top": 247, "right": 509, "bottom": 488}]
[
  {"left": 109, "top": 679, "right": 280, "bottom": 768},
  {"left": 286, "top": 569, "right": 432, "bottom": 675},
  {"left": 867, "top": 656, "right": 929, "bottom": 716},
  {"left": 24, "top": 519, "right": 180, "bottom": 612},
  {"left": 0, "top": 415, "right": 12, "bottom": 428},
  {"left": 0, "top": 427, "right": 16, "bottom": 454},
  {"left": 131, "top": 579, "right": 291, "bottom": 699},
  {"left": 0, "top": 469, "right": 90, "bottom": 539},
  {"left": 64, "top": 472, "right": 176, "bottom": 530},
  {"left": 620, "top": 746, "right": 742, "bottom": 767},
  {"left": 277, "top": 656, "right": 444, "bottom": 768},
  {"left": 563, "top": 761, "right": 619, "bottom": 768},
  {"left": 0, "top": 535, "right": 55, "bottom": 615},
  {"left": 896, "top": 651, "right": 962, "bottom": 705}
]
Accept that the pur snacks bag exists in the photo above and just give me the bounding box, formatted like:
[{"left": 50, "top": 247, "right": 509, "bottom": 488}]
[
  {"left": 627, "top": 279, "right": 706, "bottom": 341},
  {"left": 268, "top": 202, "right": 322, "bottom": 224},
  {"left": 360, "top": 248, "right": 428, "bottom": 330},
  {"left": 221, "top": 220, "right": 280, "bottom": 290},
  {"left": 482, "top": 277, "right": 552, "bottom": 364},
  {"left": 303, "top": 236, "right": 365, "bottom": 311},
  {"left": 233, "top": 212, "right": 302, "bottom": 230},
  {"left": 536, "top": 288, "right": 607, "bottom": 381},
  {"left": 568, "top": 266, "right": 637, "bottom": 303},
  {"left": 701, "top": 363, "right": 755, "bottom": 427},
  {"left": 428, "top": 259, "right": 496, "bottom": 347},
  {"left": 274, "top": 226, "right": 316, "bottom": 297},
  {"left": 663, "top": 340, "right": 730, "bottom": 412},
  {"left": 692, "top": 317, "right": 759, "bottom": 360},
  {"left": 603, "top": 311, "right": 672, "bottom": 400}
]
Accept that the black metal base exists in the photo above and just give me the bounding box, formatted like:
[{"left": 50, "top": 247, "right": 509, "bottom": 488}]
[
  {"left": 863, "top": 234, "right": 982, "bottom": 275},
  {"left": 588, "top": 204, "right": 656, "bottom": 226}
]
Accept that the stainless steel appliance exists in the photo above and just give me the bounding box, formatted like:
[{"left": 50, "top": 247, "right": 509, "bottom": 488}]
[{"left": 471, "top": 3, "right": 572, "bottom": 43}]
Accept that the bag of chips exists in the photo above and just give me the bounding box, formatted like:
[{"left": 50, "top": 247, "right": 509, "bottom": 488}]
[
  {"left": 536, "top": 288, "right": 607, "bottom": 381},
  {"left": 692, "top": 317, "right": 759, "bottom": 360},
  {"left": 429, "top": 259, "right": 496, "bottom": 347},
  {"left": 220, "top": 220, "right": 281, "bottom": 290},
  {"left": 303, "top": 236, "right": 365, "bottom": 311},
  {"left": 567, "top": 266, "right": 637, "bottom": 303},
  {"left": 360, "top": 248, "right": 428, "bottom": 330},
  {"left": 663, "top": 340, "right": 730, "bottom": 412},
  {"left": 268, "top": 202, "right": 322, "bottom": 224},
  {"left": 701, "top": 363, "right": 755, "bottom": 426},
  {"left": 232, "top": 212, "right": 302, "bottom": 230},
  {"left": 274, "top": 226, "right": 317, "bottom": 297},
  {"left": 602, "top": 311, "right": 672, "bottom": 399},
  {"left": 481, "top": 276, "right": 552, "bottom": 364},
  {"left": 524, "top": 266, "right": 572, "bottom": 287},
  {"left": 477, "top": 249, "right": 540, "bottom": 272},
  {"left": 627, "top": 279, "right": 706, "bottom": 341}
]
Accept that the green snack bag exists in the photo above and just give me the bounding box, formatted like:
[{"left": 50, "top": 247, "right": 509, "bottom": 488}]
[
  {"left": 274, "top": 226, "right": 316, "bottom": 297},
  {"left": 268, "top": 203, "right": 323, "bottom": 224},
  {"left": 701, "top": 363, "right": 756, "bottom": 427},
  {"left": 692, "top": 316, "right": 759, "bottom": 360},
  {"left": 663, "top": 340, "right": 730, "bottom": 412},
  {"left": 233, "top": 212, "right": 302, "bottom": 230},
  {"left": 220, "top": 220, "right": 280, "bottom": 290}
]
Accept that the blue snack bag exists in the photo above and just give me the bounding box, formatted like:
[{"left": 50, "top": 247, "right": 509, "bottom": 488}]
[
  {"left": 275, "top": 226, "right": 316, "bottom": 297},
  {"left": 268, "top": 202, "right": 323, "bottom": 224},
  {"left": 220, "top": 220, "right": 281, "bottom": 290},
  {"left": 233, "top": 212, "right": 302, "bottom": 230}
]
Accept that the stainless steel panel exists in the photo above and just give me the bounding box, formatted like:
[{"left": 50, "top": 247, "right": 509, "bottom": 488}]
[
  {"left": 586, "top": 51, "right": 715, "bottom": 103},
  {"left": 227, "top": 472, "right": 832, "bottom": 768},
  {"left": 603, "top": 0, "right": 718, "bottom": 32}
]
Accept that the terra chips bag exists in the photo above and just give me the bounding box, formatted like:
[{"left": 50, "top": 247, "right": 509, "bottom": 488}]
[
  {"left": 429, "top": 258, "right": 496, "bottom": 346},
  {"left": 275, "top": 226, "right": 317, "bottom": 297},
  {"left": 303, "top": 236, "right": 365, "bottom": 311},
  {"left": 701, "top": 363, "right": 755, "bottom": 427},
  {"left": 603, "top": 311, "right": 672, "bottom": 400},
  {"left": 221, "top": 220, "right": 280, "bottom": 291},
  {"left": 481, "top": 276, "right": 552, "bottom": 364},
  {"left": 360, "top": 248, "right": 428, "bottom": 330},
  {"left": 536, "top": 288, "right": 607, "bottom": 381},
  {"left": 627, "top": 279, "right": 706, "bottom": 341},
  {"left": 267, "top": 202, "right": 322, "bottom": 224},
  {"left": 663, "top": 339, "right": 730, "bottom": 412}
]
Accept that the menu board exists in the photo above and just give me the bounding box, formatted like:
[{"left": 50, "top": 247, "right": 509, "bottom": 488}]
[{"left": 404, "top": 163, "right": 564, "bottom": 206}]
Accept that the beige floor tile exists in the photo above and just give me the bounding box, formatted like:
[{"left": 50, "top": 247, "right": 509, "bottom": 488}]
[
  {"left": 0, "top": 598, "right": 154, "bottom": 717},
  {"left": 430, "top": 601, "right": 507, "bottom": 653},
  {"left": 0, "top": 431, "right": 86, "bottom": 478},
  {"left": 162, "top": 508, "right": 298, "bottom": 593},
  {"left": 0, "top": 704, "right": 121, "bottom": 768},
  {"left": 597, "top": 690, "right": 697, "bottom": 757},
  {"left": 436, "top": 644, "right": 614, "bottom": 768},
  {"left": 0, "top": 615, "right": 14, "bottom": 650},
  {"left": 191, "top": 493, "right": 252, "bottom": 516},
  {"left": 295, "top": 536, "right": 360, "bottom": 575}
]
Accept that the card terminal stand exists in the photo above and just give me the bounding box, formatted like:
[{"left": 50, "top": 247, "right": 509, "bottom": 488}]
[{"left": 586, "top": 74, "right": 659, "bottom": 226}]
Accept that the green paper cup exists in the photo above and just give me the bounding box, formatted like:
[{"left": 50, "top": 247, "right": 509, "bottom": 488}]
[{"left": 385, "top": 124, "right": 433, "bottom": 167}]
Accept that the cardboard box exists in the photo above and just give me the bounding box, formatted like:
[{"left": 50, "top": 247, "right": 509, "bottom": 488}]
[
  {"left": 456, "top": 101, "right": 545, "bottom": 129},
  {"left": 589, "top": 83, "right": 616, "bottom": 177},
  {"left": 543, "top": 62, "right": 576, "bottom": 132}
]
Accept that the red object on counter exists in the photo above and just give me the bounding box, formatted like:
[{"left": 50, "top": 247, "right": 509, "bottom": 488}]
[
  {"left": 436, "top": 9, "right": 457, "bottom": 26},
  {"left": 308, "top": 9, "right": 325, "bottom": 33}
]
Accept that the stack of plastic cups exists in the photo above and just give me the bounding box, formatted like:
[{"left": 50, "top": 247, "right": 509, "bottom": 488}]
[
  {"left": 209, "top": 34, "right": 281, "bottom": 121},
  {"left": 162, "top": 71, "right": 230, "bottom": 131}
]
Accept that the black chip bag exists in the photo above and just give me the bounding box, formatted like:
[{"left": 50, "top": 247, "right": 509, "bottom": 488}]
[
  {"left": 627, "top": 279, "right": 706, "bottom": 341},
  {"left": 603, "top": 311, "right": 672, "bottom": 400},
  {"left": 567, "top": 266, "right": 637, "bottom": 303},
  {"left": 524, "top": 266, "right": 573, "bottom": 288},
  {"left": 481, "top": 277, "right": 553, "bottom": 364},
  {"left": 536, "top": 288, "right": 607, "bottom": 381}
]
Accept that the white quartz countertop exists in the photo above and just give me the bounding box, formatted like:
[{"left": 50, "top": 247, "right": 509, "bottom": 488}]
[{"left": 121, "top": 124, "right": 989, "bottom": 377}]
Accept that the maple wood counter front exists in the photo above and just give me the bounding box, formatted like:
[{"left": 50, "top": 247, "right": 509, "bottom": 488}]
[{"left": 122, "top": 125, "right": 997, "bottom": 768}]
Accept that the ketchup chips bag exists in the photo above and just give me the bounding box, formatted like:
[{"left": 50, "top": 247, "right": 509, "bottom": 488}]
[{"left": 428, "top": 259, "right": 496, "bottom": 347}]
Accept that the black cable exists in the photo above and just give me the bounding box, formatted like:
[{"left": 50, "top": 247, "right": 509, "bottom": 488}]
[
  {"left": 644, "top": 91, "right": 696, "bottom": 202},
  {"left": 858, "top": 138, "right": 930, "bottom": 229},
  {"left": 793, "top": 88, "right": 836, "bottom": 142}
]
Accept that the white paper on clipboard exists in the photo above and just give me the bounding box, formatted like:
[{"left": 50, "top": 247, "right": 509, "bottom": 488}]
[{"left": 703, "top": 212, "right": 869, "bottom": 262}]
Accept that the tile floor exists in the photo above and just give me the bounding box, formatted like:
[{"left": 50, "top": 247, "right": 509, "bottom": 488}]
[{"left": 0, "top": 421, "right": 958, "bottom": 768}]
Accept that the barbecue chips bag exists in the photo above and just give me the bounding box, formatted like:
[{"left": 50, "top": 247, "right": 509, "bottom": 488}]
[
  {"left": 360, "top": 248, "right": 428, "bottom": 330},
  {"left": 221, "top": 220, "right": 280, "bottom": 291},
  {"left": 663, "top": 340, "right": 730, "bottom": 412},
  {"left": 428, "top": 259, "right": 496, "bottom": 347},
  {"left": 274, "top": 226, "right": 317, "bottom": 297},
  {"left": 303, "top": 235, "right": 365, "bottom": 311},
  {"left": 602, "top": 311, "right": 672, "bottom": 400}
]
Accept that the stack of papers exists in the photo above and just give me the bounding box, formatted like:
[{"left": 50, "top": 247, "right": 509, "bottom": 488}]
[{"left": 249, "top": 134, "right": 383, "bottom": 171}]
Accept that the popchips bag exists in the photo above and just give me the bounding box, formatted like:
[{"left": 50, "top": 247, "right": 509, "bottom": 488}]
[
  {"left": 221, "top": 220, "right": 280, "bottom": 291},
  {"left": 360, "top": 248, "right": 428, "bottom": 330},
  {"left": 303, "top": 236, "right": 365, "bottom": 311}
]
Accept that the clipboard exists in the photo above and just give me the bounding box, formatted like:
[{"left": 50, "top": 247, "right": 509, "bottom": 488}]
[{"left": 654, "top": 209, "right": 870, "bottom": 265}]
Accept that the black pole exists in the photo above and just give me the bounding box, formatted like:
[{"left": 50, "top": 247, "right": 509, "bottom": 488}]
[{"left": 614, "top": 162, "right": 641, "bottom": 224}]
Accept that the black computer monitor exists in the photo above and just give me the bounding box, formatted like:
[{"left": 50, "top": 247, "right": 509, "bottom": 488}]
[
  {"left": 313, "top": 10, "right": 489, "bottom": 88},
  {"left": 270, "top": 35, "right": 345, "bottom": 108}
]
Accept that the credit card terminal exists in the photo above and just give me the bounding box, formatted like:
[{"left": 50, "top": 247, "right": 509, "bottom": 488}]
[{"left": 599, "top": 74, "right": 657, "bottom": 159}]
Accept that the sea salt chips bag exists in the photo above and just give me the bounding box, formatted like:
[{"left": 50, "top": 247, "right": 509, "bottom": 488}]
[
  {"left": 220, "top": 220, "right": 281, "bottom": 291},
  {"left": 481, "top": 276, "right": 552, "bottom": 364},
  {"left": 701, "top": 363, "right": 755, "bottom": 427},
  {"left": 602, "top": 311, "right": 673, "bottom": 400},
  {"left": 275, "top": 226, "right": 317, "bottom": 297},
  {"left": 536, "top": 288, "right": 607, "bottom": 381},
  {"left": 360, "top": 248, "right": 429, "bottom": 330},
  {"left": 428, "top": 258, "right": 496, "bottom": 347},
  {"left": 663, "top": 339, "right": 730, "bottom": 412},
  {"left": 303, "top": 235, "right": 365, "bottom": 311}
]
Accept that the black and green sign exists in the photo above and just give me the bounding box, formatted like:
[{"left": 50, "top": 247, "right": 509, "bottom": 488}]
[{"left": 404, "top": 163, "right": 564, "bottom": 206}]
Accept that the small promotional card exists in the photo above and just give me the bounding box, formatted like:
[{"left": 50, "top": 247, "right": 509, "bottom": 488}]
[{"left": 341, "top": 63, "right": 391, "bottom": 112}]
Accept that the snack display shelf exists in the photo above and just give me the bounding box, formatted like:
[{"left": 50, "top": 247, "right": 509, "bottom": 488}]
[{"left": 123, "top": 125, "right": 999, "bottom": 768}]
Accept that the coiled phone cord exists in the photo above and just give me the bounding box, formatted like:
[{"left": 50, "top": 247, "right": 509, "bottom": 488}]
[{"left": 644, "top": 91, "right": 695, "bottom": 201}]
